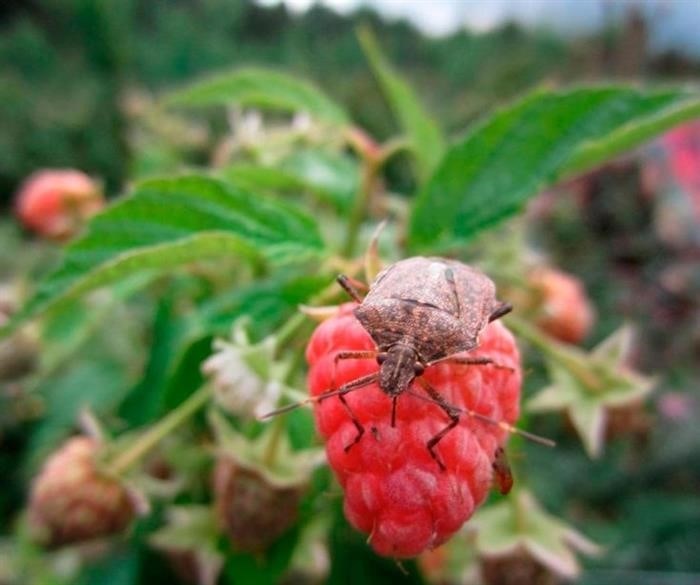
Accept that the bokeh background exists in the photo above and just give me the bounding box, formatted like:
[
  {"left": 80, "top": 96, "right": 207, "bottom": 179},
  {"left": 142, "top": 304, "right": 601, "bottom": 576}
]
[{"left": 3, "top": 0, "right": 700, "bottom": 197}]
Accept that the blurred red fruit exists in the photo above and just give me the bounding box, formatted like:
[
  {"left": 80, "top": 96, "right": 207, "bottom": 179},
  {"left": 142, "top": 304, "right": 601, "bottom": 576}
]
[
  {"left": 14, "top": 169, "right": 104, "bottom": 241},
  {"left": 529, "top": 267, "right": 595, "bottom": 344},
  {"left": 660, "top": 121, "right": 700, "bottom": 221},
  {"left": 28, "top": 437, "right": 135, "bottom": 547},
  {"left": 306, "top": 304, "right": 521, "bottom": 558}
]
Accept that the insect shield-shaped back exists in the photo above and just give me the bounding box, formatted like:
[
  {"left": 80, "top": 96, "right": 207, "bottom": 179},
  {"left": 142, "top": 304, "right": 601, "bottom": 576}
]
[{"left": 354, "top": 257, "right": 507, "bottom": 374}]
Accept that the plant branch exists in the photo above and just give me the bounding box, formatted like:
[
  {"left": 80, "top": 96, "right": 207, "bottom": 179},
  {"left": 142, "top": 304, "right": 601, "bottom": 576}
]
[{"left": 107, "top": 384, "right": 213, "bottom": 476}]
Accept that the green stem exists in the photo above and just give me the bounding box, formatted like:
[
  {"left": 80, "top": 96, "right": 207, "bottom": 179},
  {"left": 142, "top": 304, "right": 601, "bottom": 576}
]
[
  {"left": 276, "top": 311, "right": 307, "bottom": 349},
  {"left": 107, "top": 385, "right": 213, "bottom": 476},
  {"left": 342, "top": 159, "right": 378, "bottom": 258},
  {"left": 262, "top": 415, "right": 286, "bottom": 467},
  {"left": 512, "top": 487, "right": 529, "bottom": 534},
  {"left": 274, "top": 272, "right": 353, "bottom": 358}
]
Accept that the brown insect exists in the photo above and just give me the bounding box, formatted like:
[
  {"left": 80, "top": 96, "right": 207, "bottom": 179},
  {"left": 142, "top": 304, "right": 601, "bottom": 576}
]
[
  {"left": 264, "top": 256, "right": 553, "bottom": 479},
  {"left": 340, "top": 256, "right": 513, "bottom": 398}
]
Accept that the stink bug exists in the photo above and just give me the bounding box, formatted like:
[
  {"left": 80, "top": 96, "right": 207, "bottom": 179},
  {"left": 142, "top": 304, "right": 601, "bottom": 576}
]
[{"left": 264, "top": 256, "right": 553, "bottom": 475}]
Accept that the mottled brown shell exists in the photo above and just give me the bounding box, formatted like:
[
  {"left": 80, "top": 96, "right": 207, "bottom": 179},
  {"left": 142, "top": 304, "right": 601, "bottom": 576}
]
[{"left": 354, "top": 257, "right": 501, "bottom": 363}]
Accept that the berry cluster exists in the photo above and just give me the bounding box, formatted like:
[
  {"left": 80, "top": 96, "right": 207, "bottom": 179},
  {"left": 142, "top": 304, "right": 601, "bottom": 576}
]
[{"left": 306, "top": 304, "right": 521, "bottom": 557}]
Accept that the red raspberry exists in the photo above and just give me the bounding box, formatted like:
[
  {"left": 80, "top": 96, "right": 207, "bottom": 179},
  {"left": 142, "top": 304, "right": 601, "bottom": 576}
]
[
  {"left": 306, "top": 304, "right": 521, "bottom": 558},
  {"left": 529, "top": 267, "right": 595, "bottom": 344},
  {"left": 14, "top": 169, "right": 104, "bottom": 241},
  {"left": 28, "top": 437, "right": 135, "bottom": 547}
]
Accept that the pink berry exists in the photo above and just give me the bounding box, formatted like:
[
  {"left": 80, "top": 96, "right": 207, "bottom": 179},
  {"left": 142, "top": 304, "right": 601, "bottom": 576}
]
[
  {"left": 529, "top": 267, "right": 595, "bottom": 344},
  {"left": 14, "top": 169, "right": 104, "bottom": 241}
]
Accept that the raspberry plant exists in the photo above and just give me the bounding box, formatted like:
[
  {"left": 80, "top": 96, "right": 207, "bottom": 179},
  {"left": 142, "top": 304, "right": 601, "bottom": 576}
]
[{"left": 1, "top": 27, "right": 699, "bottom": 585}]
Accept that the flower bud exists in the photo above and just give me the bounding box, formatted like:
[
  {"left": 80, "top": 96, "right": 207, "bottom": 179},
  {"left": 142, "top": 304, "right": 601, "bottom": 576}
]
[{"left": 202, "top": 321, "right": 288, "bottom": 419}]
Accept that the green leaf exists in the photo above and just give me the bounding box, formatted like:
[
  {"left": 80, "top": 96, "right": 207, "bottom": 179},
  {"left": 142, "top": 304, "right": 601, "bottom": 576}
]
[
  {"left": 166, "top": 66, "right": 349, "bottom": 125},
  {"left": 25, "top": 360, "right": 131, "bottom": 473},
  {"left": 279, "top": 149, "right": 360, "bottom": 212},
  {"left": 223, "top": 526, "right": 301, "bottom": 585},
  {"left": 524, "top": 324, "right": 655, "bottom": 458},
  {"left": 77, "top": 548, "right": 140, "bottom": 585},
  {"left": 222, "top": 148, "right": 360, "bottom": 213},
  {"left": 358, "top": 26, "right": 445, "bottom": 179},
  {"left": 409, "top": 86, "right": 700, "bottom": 250},
  {"left": 222, "top": 165, "right": 307, "bottom": 195},
  {"left": 119, "top": 294, "right": 184, "bottom": 426},
  {"left": 473, "top": 490, "right": 600, "bottom": 580},
  {"left": 4, "top": 175, "right": 323, "bottom": 334},
  {"left": 159, "top": 272, "right": 327, "bottom": 414}
]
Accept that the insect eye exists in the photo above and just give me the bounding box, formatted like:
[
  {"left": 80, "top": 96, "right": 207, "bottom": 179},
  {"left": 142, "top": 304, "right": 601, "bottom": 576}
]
[
  {"left": 414, "top": 363, "right": 425, "bottom": 376},
  {"left": 376, "top": 353, "right": 388, "bottom": 364}
]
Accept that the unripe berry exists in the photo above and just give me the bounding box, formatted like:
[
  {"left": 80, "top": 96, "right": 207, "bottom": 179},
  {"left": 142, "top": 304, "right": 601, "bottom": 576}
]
[
  {"left": 28, "top": 437, "right": 135, "bottom": 547},
  {"left": 480, "top": 550, "right": 560, "bottom": 585},
  {"left": 213, "top": 457, "right": 304, "bottom": 553},
  {"left": 14, "top": 169, "right": 104, "bottom": 241},
  {"left": 306, "top": 304, "right": 521, "bottom": 557},
  {"left": 529, "top": 267, "right": 595, "bottom": 344}
]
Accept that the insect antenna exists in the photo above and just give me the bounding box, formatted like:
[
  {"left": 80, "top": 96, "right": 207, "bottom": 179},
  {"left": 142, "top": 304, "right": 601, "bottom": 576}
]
[
  {"left": 258, "top": 373, "right": 379, "bottom": 420},
  {"left": 404, "top": 388, "right": 555, "bottom": 447}
]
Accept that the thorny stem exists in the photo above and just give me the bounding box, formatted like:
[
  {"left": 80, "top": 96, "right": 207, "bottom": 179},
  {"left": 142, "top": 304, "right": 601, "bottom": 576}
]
[
  {"left": 106, "top": 385, "right": 213, "bottom": 477},
  {"left": 506, "top": 315, "right": 603, "bottom": 391}
]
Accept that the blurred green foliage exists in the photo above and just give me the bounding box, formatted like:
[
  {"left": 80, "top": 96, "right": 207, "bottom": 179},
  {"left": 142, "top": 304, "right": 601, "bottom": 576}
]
[{"left": 0, "top": 0, "right": 575, "bottom": 199}]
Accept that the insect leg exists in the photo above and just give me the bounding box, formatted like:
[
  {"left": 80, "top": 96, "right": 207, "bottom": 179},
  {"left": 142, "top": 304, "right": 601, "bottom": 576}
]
[
  {"left": 427, "top": 355, "right": 515, "bottom": 373},
  {"left": 491, "top": 446, "right": 514, "bottom": 494},
  {"left": 337, "top": 274, "right": 366, "bottom": 303},
  {"left": 331, "top": 351, "right": 377, "bottom": 393},
  {"left": 259, "top": 372, "right": 378, "bottom": 419},
  {"left": 417, "top": 378, "right": 460, "bottom": 471},
  {"left": 405, "top": 387, "right": 556, "bottom": 448},
  {"left": 489, "top": 302, "right": 512, "bottom": 322},
  {"left": 318, "top": 372, "right": 378, "bottom": 453},
  {"left": 334, "top": 350, "right": 377, "bottom": 365},
  {"left": 338, "top": 390, "right": 365, "bottom": 453}
]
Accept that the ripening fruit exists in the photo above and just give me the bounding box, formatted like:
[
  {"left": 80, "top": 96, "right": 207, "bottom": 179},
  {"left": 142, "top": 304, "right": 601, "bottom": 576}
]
[
  {"left": 529, "top": 267, "right": 595, "bottom": 344},
  {"left": 28, "top": 437, "right": 135, "bottom": 547},
  {"left": 14, "top": 169, "right": 104, "bottom": 241},
  {"left": 480, "top": 550, "right": 559, "bottom": 585},
  {"left": 306, "top": 304, "right": 521, "bottom": 558},
  {"left": 213, "top": 457, "right": 304, "bottom": 553}
]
